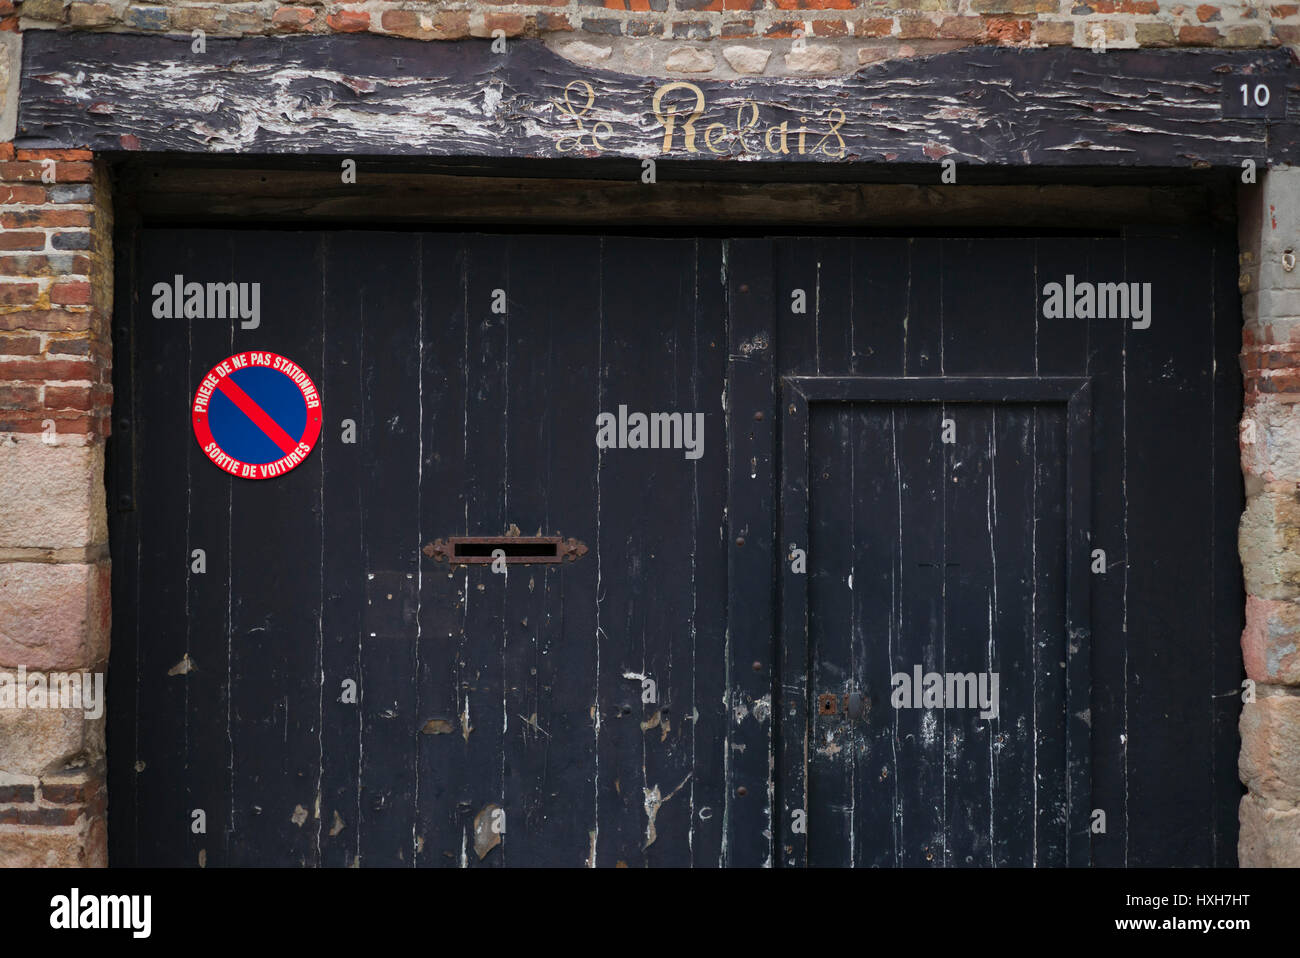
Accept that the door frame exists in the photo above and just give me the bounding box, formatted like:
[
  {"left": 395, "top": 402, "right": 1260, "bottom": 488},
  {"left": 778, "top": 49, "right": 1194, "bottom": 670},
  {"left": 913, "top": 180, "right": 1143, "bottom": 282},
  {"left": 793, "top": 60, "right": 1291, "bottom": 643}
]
[{"left": 776, "top": 375, "right": 1093, "bottom": 867}]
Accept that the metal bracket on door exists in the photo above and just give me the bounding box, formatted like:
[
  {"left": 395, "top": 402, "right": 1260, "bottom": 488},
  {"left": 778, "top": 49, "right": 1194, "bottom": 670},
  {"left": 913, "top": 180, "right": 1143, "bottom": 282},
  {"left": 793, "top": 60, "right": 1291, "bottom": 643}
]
[{"left": 422, "top": 535, "right": 589, "bottom": 565}]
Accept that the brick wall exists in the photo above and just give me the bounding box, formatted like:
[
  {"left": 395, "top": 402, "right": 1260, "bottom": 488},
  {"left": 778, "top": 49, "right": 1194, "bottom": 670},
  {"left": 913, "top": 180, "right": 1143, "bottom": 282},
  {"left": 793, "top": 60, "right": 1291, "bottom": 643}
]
[
  {"left": 1237, "top": 171, "right": 1300, "bottom": 867},
  {"left": 8, "top": 0, "right": 1294, "bottom": 78},
  {"left": 0, "top": 145, "right": 112, "bottom": 868}
]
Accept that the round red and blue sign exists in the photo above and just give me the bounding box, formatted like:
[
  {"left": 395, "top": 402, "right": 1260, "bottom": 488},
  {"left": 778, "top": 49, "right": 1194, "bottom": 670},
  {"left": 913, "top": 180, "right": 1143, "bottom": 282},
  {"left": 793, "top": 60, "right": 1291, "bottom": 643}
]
[{"left": 192, "top": 351, "right": 323, "bottom": 479}]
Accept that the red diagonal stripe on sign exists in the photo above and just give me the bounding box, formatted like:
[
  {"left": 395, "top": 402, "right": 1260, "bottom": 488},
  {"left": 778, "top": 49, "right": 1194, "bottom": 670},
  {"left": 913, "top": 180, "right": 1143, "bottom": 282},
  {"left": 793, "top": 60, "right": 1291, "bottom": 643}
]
[{"left": 215, "top": 374, "right": 298, "bottom": 455}]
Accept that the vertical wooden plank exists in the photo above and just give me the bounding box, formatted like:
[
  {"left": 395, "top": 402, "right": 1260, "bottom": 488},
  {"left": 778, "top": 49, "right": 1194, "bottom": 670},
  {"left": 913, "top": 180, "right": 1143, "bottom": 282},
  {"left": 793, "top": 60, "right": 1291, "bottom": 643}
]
[
  {"left": 352, "top": 234, "right": 422, "bottom": 867},
  {"left": 509, "top": 236, "right": 603, "bottom": 866},
  {"left": 494, "top": 235, "right": 601, "bottom": 865},
  {"left": 637, "top": 239, "right": 723, "bottom": 867},
  {"left": 893, "top": 400, "right": 948, "bottom": 866},
  {"left": 940, "top": 240, "right": 1037, "bottom": 376},
  {"left": 106, "top": 208, "right": 141, "bottom": 865},
  {"left": 318, "top": 233, "right": 371, "bottom": 868},
  {"left": 455, "top": 234, "right": 511, "bottom": 867},
  {"left": 688, "top": 239, "right": 731, "bottom": 868},
  {"left": 224, "top": 231, "right": 323, "bottom": 866},
  {"left": 1064, "top": 384, "right": 1093, "bottom": 866},
  {"left": 183, "top": 230, "right": 238, "bottom": 869},
  {"left": 1041, "top": 238, "right": 1128, "bottom": 866},
  {"left": 591, "top": 237, "right": 705, "bottom": 866},
  {"left": 414, "top": 235, "right": 471, "bottom": 866},
  {"left": 905, "top": 240, "right": 943, "bottom": 377},
  {"left": 778, "top": 380, "right": 809, "bottom": 868},
  {"left": 805, "top": 403, "right": 856, "bottom": 867},
  {"left": 984, "top": 404, "right": 1051, "bottom": 866},
  {"left": 845, "top": 402, "right": 902, "bottom": 868},
  {"left": 846, "top": 238, "right": 909, "bottom": 377},
  {"left": 1124, "top": 229, "right": 1217, "bottom": 865},
  {"left": 130, "top": 230, "right": 205, "bottom": 865},
  {"left": 1210, "top": 226, "right": 1245, "bottom": 866},
  {"left": 726, "top": 239, "right": 776, "bottom": 867},
  {"left": 939, "top": 403, "right": 996, "bottom": 867}
]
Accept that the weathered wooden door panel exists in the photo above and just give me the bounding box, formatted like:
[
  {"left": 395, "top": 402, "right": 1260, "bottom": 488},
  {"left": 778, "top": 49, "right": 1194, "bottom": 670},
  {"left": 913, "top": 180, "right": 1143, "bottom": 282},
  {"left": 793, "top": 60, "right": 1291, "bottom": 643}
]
[
  {"left": 783, "top": 382, "right": 1090, "bottom": 867},
  {"left": 112, "top": 231, "right": 729, "bottom": 867},
  {"left": 109, "top": 228, "right": 1243, "bottom": 867},
  {"left": 767, "top": 234, "right": 1241, "bottom": 867}
]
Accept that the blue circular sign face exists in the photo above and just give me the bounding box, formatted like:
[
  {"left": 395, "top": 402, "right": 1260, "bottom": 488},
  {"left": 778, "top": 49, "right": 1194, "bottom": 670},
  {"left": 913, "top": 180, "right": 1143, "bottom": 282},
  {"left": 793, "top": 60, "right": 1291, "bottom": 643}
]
[{"left": 192, "top": 351, "right": 323, "bottom": 480}]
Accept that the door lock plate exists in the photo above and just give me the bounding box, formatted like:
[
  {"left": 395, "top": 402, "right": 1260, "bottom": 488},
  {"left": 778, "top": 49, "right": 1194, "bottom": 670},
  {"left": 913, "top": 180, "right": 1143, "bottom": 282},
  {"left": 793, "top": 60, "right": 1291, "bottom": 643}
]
[{"left": 817, "top": 691, "right": 869, "bottom": 719}]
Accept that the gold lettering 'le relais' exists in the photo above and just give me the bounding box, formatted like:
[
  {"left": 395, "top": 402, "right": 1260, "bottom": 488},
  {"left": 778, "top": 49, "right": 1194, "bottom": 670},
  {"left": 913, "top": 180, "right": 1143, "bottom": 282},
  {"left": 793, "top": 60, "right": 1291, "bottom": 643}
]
[{"left": 552, "top": 79, "right": 847, "bottom": 158}]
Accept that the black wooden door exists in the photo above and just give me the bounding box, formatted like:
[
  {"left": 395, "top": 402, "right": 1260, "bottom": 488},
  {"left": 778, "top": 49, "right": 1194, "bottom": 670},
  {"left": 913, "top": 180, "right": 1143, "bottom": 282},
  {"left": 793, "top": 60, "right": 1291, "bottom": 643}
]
[
  {"left": 761, "top": 235, "right": 1243, "bottom": 868},
  {"left": 781, "top": 379, "right": 1091, "bottom": 867},
  {"left": 109, "top": 228, "right": 1243, "bottom": 867}
]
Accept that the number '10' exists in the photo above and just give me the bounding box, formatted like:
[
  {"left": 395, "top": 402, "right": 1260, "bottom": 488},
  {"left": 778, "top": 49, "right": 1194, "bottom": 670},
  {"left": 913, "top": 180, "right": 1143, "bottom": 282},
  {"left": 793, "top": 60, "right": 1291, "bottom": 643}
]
[{"left": 1241, "top": 83, "right": 1271, "bottom": 108}]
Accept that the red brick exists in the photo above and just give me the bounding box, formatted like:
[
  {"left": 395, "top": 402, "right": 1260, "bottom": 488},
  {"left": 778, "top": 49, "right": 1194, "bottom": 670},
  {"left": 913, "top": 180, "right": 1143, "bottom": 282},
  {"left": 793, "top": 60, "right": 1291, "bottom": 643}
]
[
  {"left": 1262, "top": 348, "right": 1300, "bottom": 369},
  {"left": 41, "top": 783, "right": 94, "bottom": 805},
  {"left": 1196, "top": 3, "right": 1221, "bottom": 20},
  {"left": 812, "top": 18, "right": 848, "bottom": 35},
  {"left": 326, "top": 9, "right": 369, "bottom": 31},
  {"left": 772, "top": 0, "right": 855, "bottom": 8},
  {"left": 1178, "top": 24, "right": 1221, "bottom": 43},
  {"left": 0, "top": 283, "right": 38, "bottom": 306},
  {"left": 379, "top": 9, "right": 470, "bottom": 36},
  {"left": 0, "top": 185, "right": 46, "bottom": 204},
  {"left": 1036, "top": 20, "right": 1076, "bottom": 44},
  {"left": 1271, "top": 4, "right": 1299, "bottom": 16},
  {"left": 49, "top": 282, "right": 91, "bottom": 306},
  {"left": 898, "top": 17, "right": 938, "bottom": 38},
  {"left": 536, "top": 12, "right": 572, "bottom": 29},
  {"left": 45, "top": 385, "right": 92, "bottom": 410},
  {"left": 0, "top": 806, "right": 81, "bottom": 827},
  {"left": 0, "top": 410, "right": 98, "bottom": 434},
  {"left": 0, "top": 143, "right": 13, "bottom": 161},
  {"left": 938, "top": 15, "right": 984, "bottom": 38},
  {"left": 482, "top": 0, "right": 568, "bottom": 6},
  {"left": 271, "top": 5, "right": 316, "bottom": 29},
  {"left": 0, "top": 210, "right": 90, "bottom": 229},
  {"left": 0, "top": 233, "right": 44, "bottom": 252},
  {"left": 764, "top": 19, "right": 803, "bottom": 36},
  {"left": 857, "top": 17, "right": 893, "bottom": 36},
  {"left": 1264, "top": 372, "right": 1300, "bottom": 392},
  {"left": 0, "top": 310, "right": 91, "bottom": 333},
  {"left": 0, "top": 359, "right": 94, "bottom": 381},
  {"left": 0, "top": 335, "right": 39, "bottom": 355},
  {"left": 1275, "top": 23, "right": 1300, "bottom": 41},
  {"left": 0, "top": 384, "right": 38, "bottom": 407},
  {"left": 0, "top": 255, "right": 91, "bottom": 276},
  {"left": 0, "top": 161, "right": 93, "bottom": 183},
  {"left": 14, "top": 150, "right": 92, "bottom": 163},
  {"left": 988, "top": 17, "right": 1032, "bottom": 42},
  {"left": 44, "top": 335, "right": 92, "bottom": 356},
  {"left": 482, "top": 12, "right": 526, "bottom": 34},
  {"left": 0, "top": 785, "right": 35, "bottom": 803},
  {"left": 380, "top": 9, "right": 416, "bottom": 30}
]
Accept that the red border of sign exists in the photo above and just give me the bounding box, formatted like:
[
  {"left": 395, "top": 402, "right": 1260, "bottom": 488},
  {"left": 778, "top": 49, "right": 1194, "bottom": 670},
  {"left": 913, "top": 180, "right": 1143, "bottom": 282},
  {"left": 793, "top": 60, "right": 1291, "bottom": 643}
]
[{"left": 192, "top": 351, "right": 324, "bottom": 480}]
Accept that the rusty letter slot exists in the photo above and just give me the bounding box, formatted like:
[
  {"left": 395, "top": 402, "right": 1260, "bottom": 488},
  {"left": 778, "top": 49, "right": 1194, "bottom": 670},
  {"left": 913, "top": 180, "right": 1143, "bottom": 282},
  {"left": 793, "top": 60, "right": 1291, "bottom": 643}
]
[{"left": 423, "top": 536, "right": 588, "bottom": 565}]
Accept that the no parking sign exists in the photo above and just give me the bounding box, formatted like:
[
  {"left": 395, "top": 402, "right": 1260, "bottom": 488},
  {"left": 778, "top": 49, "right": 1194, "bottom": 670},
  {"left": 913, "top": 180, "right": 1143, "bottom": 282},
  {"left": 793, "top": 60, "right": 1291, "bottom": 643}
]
[{"left": 192, "top": 351, "right": 323, "bottom": 479}]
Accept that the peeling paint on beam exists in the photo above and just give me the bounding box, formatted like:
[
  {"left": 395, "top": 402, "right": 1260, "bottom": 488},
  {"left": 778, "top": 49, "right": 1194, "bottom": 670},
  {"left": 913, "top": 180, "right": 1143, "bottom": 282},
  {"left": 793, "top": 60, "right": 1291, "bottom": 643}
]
[{"left": 17, "top": 33, "right": 1295, "bottom": 168}]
